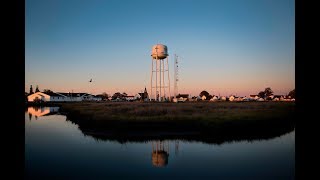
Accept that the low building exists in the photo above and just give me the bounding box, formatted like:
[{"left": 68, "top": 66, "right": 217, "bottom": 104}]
[
  {"left": 124, "top": 95, "right": 135, "bottom": 101},
  {"left": 220, "top": 96, "right": 227, "bottom": 101},
  {"left": 65, "top": 93, "right": 101, "bottom": 101},
  {"left": 176, "top": 94, "right": 189, "bottom": 102},
  {"left": 250, "top": 95, "right": 259, "bottom": 100},
  {"left": 28, "top": 91, "right": 101, "bottom": 102},
  {"left": 210, "top": 96, "right": 219, "bottom": 101},
  {"left": 138, "top": 87, "right": 149, "bottom": 101},
  {"left": 228, "top": 95, "right": 235, "bottom": 102},
  {"left": 27, "top": 92, "right": 67, "bottom": 102}
]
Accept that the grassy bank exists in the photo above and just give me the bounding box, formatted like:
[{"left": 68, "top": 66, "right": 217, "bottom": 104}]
[
  {"left": 59, "top": 101, "right": 295, "bottom": 143},
  {"left": 60, "top": 101, "right": 295, "bottom": 121}
]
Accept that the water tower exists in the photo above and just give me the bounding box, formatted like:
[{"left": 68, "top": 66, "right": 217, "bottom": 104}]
[
  {"left": 150, "top": 44, "right": 171, "bottom": 101},
  {"left": 151, "top": 140, "right": 169, "bottom": 167}
]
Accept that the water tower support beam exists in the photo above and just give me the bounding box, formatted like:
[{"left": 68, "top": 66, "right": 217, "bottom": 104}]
[
  {"left": 159, "top": 59, "right": 162, "bottom": 101},
  {"left": 156, "top": 58, "right": 158, "bottom": 101},
  {"left": 162, "top": 59, "right": 165, "bottom": 98}
]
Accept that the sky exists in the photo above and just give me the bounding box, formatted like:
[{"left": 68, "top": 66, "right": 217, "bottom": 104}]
[{"left": 25, "top": 0, "right": 295, "bottom": 97}]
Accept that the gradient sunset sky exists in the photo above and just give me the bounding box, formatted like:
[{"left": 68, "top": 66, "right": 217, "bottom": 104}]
[{"left": 25, "top": 0, "right": 294, "bottom": 97}]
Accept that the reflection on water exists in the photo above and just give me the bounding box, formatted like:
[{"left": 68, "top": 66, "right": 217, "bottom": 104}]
[
  {"left": 151, "top": 140, "right": 170, "bottom": 167},
  {"left": 27, "top": 106, "right": 59, "bottom": 120},
  {"left": 150, "top": 141, "right": 181, "bottom": 167},
  {"left": 25, "top": 106, "right": 295, "bottom": 180}
]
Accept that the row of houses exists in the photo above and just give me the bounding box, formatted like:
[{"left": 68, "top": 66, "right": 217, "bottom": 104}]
[
  {"left": 27, "top": 87, "right": 150, "bottom": 103},
  {"left": 220, "top": 95, "right": 295, "bottom": 102},
  {"left": 27, "top": 90, "right": 295, "bottom": 103},
  {"left": 173, "top": 94, "right": 295, "bottom": 102}
]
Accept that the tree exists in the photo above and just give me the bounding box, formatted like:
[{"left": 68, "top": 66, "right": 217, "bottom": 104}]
[
  {"left": 258, "top": 91, "right": 265, "bottom": 98},
  {"left": 35, "top": 85, "right": 40, "bottom": 93},
  {"left": 43, "top": 89, "right": 53, "bottom": 94},
  {"left": 112, "top": 92, "right": 122, "bottom": 100},
  {"left": 102, "top": 92, "right": 109, "bottom": 97},
  {"left": 264, "top": 87, "right": 273, "bottom": 97},
  {"left": 29, "top": 85, "right": 34, "bottom": 95},
  {"left": 199, "top": 90, "right": 210, "bottom": 99},
  {"left": 101, "top": 92, "right": 109, "bottom": 100},
  {"left": 288, "top": 89, "right": 295, "bottom": 98}
]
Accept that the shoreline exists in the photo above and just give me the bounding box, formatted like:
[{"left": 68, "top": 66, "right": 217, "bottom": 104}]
[{"left": 56, "top": 101, "right": 295, "bottom": 143}]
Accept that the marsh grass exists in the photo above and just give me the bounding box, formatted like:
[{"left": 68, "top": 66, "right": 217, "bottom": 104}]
[
  {"left": 58, "top": 101, "right": 295, "bottom": 144},
  {"left": 60, "top": 101, "right": 295, "bottom": 130}
]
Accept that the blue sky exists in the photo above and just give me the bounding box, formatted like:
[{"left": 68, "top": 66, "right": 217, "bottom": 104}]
[{"left": 25, "top": 0, "right": 295, "bottom": 96}]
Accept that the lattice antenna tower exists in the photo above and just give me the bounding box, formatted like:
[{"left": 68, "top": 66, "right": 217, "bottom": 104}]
[{"left": 174, "top": 54, "right": 179, "bottom": 98}]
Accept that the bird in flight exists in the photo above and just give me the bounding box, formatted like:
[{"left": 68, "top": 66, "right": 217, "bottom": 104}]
[{"left": 89, "top": 79, "right": 92, "bottom": 82}]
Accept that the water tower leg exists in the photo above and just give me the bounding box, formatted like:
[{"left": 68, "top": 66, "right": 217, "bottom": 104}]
[
  {"left": 156, "top": 58, "right": 158, "bottom": 101},
  {"left": 162, "top": 59, "right": 165, "bottom": 100},
  {"left": 160, "top": 59, "right": 162, "bottom": 101}
]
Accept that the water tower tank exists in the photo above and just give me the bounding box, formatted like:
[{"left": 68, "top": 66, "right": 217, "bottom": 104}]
[
  {"left": 152, "top": 150, "right": 169, "bottom": 167},
  {"left": 151, "top": 44, "right": 168, "bottom": 60}
]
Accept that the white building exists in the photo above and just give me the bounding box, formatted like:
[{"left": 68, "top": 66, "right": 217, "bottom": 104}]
[
  {"left": 27, "top": 92, "right": 68, "bottom": 102},
  {"left": 28, "top": 92, "right": 101, "bottom": 102},
  {"left": 220, "top": 96, "right": 227, "bottom": 101},
  {"left": 124, "top": 95, "right": 135, "bottom": 101},
  {"left": 210, "top": 96, "right": 219, "bottom": 101},
  {"left": 228, "top": 95, "right": 235, "bottom": 102}
]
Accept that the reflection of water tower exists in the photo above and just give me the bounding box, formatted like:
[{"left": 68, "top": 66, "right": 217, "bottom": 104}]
[
  {"left": 150, "top": 44, "right": 171, "bottom": 101},
  {"left": 151, "top": 140, "right": 169, "bottom": 167}
]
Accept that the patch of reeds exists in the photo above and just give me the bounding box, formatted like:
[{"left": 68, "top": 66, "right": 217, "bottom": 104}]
[{"left": 59, "top": 101, "right": 295, "bottom": 144}]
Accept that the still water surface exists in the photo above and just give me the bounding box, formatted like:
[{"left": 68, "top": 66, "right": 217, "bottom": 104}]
[{"left": 25, "top": 107, "right": 294, "bottom": 180}]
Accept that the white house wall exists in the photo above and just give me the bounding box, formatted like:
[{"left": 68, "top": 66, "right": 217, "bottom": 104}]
[{"left": 28, "top": 92, "right": 50, "bottom": 102}]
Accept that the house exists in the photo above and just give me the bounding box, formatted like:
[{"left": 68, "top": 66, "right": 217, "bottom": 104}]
[
  {"left": 201, "top": 95, "right": 207, "bottom": 101},
  {"left": 95, "top": 94, "right": 109, "bottom": 101},
  {"left": 90, "top": 95, "right": 102, "bottom": 101},
  {"left": 124, "top": 95, "right": 135, "bottom": 101},
  {"left": 28, "top": 91, "right": 101, "bottom": 102},
  {"left": 234, "top": 97, "right": 243, "bottom": 101},
  {"left": 272, "top": 97, "right": 280, "bottom": 101},
  {"left": 176, "top": 94, "right": 189, "bottom": 102},
  {"left": 250, "top": 95, "right": 259, "bottom": 100},
  {"left": 57, "top": 92, "right": 88, "bottom": 101},
  {"left": 220, "top": 96, "right": 226, "bottom": 101},
  {"left": 228, "top": 95, "right": 235, "bottom": 102},
  {"left": 134, "top": 93, "right": 142, "bottom": 100},
  {"left": 138, "top": 87, "right": 149, "bottom": 101},
  {"left": 257, "top": 98, "right": 265, "bottom": 101},
  {"left": 188, "top": 96, "right": 198, "bottom": 102},
  {"left": 28, "top": 91, "right": 68, "bottom": 102},
  {"left": 210, "top": 96, "right": 219, "bottom": 101},
  {"left": 58, "top": 92, "right": 102, "bottom": 101}
]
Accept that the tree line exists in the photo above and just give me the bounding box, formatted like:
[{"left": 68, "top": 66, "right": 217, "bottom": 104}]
[
  {"left": 26, "top": 84, "right": 295, "bottom": 101},
  {"left": 198, "top": 87, "right": 295, "bottom": 100}
]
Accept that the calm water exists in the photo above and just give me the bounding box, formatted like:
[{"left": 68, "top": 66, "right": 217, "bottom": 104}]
[{"left": 25, "top": 107, "right": 295, "bottom": 180}]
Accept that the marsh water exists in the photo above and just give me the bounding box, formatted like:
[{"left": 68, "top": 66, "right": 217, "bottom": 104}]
[{"left": 25, "top": 106, "right": 295, "bottom": 180}]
